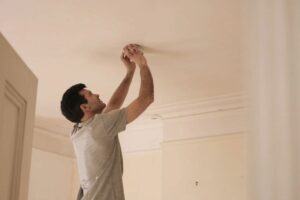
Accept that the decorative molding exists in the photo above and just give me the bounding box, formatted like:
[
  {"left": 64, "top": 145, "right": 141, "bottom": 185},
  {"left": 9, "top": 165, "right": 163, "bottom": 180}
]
[
  {"left": 161, "top": 131, "right": 246, "bottom": 146},
  {"left": 120, "top": 119, "right": 163, "bottom": 153},
  {"left": 34, "top": 93, "right": 247, "bottom": 136},
  {"left": 35, "top": 116, "right": 73, "bottom": 137},
  {"left": 162, "top": 107, "right": 247, "bottom": 142},
  {"left": 34, "top": 93, "right": 248, "bottom": 154},
  {"left": 33, "top": 127, "right": 75, "bottom": 158},
  {"left": 146, "top": 93, "right": 247, "bottom": 120}
]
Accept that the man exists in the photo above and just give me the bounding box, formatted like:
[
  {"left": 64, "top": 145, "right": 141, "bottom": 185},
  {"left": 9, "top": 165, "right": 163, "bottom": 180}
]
[{"left": 60, "top": 44, "right": 154, "bottom": 200}]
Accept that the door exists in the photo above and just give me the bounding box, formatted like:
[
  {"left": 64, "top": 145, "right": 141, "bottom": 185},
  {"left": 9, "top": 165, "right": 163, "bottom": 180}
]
[{"left": 0, "top": 33, "right": 38, "bottom": 199}]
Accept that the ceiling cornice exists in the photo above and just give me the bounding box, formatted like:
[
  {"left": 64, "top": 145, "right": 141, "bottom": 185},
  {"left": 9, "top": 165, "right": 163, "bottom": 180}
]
[{"left": 146, "top": 93, "right": 247, "bottom": 120}]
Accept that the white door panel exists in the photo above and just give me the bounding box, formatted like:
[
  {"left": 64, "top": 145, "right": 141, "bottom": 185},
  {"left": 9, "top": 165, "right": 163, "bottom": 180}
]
[{"left": 0, "top": 33, "right": 37, "bottom": 200}]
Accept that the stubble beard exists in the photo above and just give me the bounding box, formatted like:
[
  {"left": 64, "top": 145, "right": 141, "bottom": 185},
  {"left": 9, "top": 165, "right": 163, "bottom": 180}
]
[{"left": 94, "top": 102, "right": 106, "bottom": 114}]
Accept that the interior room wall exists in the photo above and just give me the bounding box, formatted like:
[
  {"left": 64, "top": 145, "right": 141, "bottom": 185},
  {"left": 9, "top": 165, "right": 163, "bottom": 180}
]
[
  {"left": 28, "top": 126, "right": 80, "bottom": 200},
  {"left": 160, "top": 94, "right": 247, "bottom": 200},
  {"left": 162, "top": 134, "right": 246, "bottom": 200},
  {"left": 28, "top": 148, "right": 78, "bottom": 200},
  {"left": 29, "top": 93, "right": 247, "bottom": 200},
  {"left": 123, "top": 150, "right": 162, "bottom": 200}
]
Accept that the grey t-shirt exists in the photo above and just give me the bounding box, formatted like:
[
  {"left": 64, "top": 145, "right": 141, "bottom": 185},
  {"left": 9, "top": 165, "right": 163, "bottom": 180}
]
[{"left": 71, "top": 108, "right": 127, "bottom": 200}]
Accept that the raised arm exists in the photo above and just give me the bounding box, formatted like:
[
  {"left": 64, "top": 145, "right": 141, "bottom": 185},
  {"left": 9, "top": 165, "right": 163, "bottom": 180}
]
[
  {"left": 125, "top": 45, "right": 154, "bottom": 124},
  {"left": 103, "top": 48, "right": 136, "bottom": 113}
]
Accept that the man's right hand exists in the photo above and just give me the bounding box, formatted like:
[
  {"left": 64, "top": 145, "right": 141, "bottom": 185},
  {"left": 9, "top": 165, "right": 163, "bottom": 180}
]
[
  {"left": 121, "top": 52, "right": 136, "bottom": 72},
  {"left": 123, "top": 44, "right": 154, "bottom": 124},
  {"left": 123, "top": 44, "right": 147, "bottom": 66}
]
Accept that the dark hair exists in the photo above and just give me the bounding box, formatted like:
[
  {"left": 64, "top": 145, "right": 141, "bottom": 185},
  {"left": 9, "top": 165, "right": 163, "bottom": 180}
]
[{"left": 60, "top": 83, "right": 87, "bottom": 123}]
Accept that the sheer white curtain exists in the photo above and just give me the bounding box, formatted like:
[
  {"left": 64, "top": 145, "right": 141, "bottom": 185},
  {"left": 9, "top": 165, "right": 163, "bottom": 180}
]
[{"left": 246, "top": 0, "right": 300, "bottom": 199}]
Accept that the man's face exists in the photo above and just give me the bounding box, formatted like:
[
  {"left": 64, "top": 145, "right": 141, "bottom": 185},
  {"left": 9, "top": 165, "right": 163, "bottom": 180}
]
[{"left": 79, "top": 89, "right": 106, "bottom": 114}]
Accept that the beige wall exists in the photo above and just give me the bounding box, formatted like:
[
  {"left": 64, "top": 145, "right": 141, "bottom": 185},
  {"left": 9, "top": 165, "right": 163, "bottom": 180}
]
[
  {"left": 29, "top": 94, "right": 247, "bottom": 200},
  {"left": 160, "top": 95, "right": 247, "bottom": 200},
  {"left": 162, "top": 134, "right": 246, "bottom": 200},
  {"left": 123, "top": 150, "right": 162, "bottom": 200},
  {"left": 28, "top": 148, "right": 79, "bottom": 200}
]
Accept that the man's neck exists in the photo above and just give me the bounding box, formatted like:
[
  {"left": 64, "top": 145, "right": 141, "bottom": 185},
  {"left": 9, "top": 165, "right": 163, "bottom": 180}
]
[
  {"left": 80, "top": 107, "right": 105, "bottom": 123},
  {"left": 80, "top": 113, "right": 95, "bottom": 123}
]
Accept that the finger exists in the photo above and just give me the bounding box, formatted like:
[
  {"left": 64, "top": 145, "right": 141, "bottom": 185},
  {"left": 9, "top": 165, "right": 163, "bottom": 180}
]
[
  {"left": 128, "top": 44, "right": 135, "bottom": 48},
  {"left": 127, "top": 46, "right": 135, "bottom": 53},
  {"left": 123, "top": 48, "right": 130, "bottom": 56},
  {"left": 123, "top": 45, "right": 131, "bottom": 52},
  {"left": 130, "top": 44, "right": 138, "bottom": 48},
  {"left": 126, "top": 49, "right": 134, "bottom": 57},
  {"left": 130, "top": 45, "right": 139, "bottom": 52},
  {"left": 124, "top": 46, "right": 133, "bottom": 53},
  {"left": 124, "top": 44, "right": 134, "bottom": 50},
  {"left": 132, "top": 46, "right": 141, "bottom": 52},
  {"left": 127, "top": 44, "right": 139, "bottom": 52},
  {"left": 132, "top": 47, "right": 138, "bottom": 53},
  {"left": 134, "top": 49, "right": 143, "bottom": 55},
  {"left": 120, "top": 52, "right": 125, "bottom": 60}
]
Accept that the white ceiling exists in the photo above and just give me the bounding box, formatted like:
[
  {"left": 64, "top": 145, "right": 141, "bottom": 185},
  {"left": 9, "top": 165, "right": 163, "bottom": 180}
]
[{"left": 0, "top": 0, "right": 245, "bottom": 121}]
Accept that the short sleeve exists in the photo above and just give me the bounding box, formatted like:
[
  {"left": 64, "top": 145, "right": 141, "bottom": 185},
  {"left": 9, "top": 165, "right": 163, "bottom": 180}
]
[{"left": 100, "top": 108, "right": 127, "bottom": 137}]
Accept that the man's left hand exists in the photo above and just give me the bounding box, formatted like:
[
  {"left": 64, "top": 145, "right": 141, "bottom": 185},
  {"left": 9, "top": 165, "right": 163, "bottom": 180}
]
[{"left": 121, "top": 52, "right": 136, "bottom": 72}]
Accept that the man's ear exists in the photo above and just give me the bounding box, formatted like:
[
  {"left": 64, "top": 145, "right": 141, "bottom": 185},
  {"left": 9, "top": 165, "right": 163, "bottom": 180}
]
[{"left": 80, "top": 104, "right": 90, "bottom": 112}]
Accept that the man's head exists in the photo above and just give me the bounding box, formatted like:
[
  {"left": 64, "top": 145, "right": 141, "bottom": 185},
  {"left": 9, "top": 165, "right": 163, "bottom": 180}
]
[{"left": 60, "top": 83, "right": 106, "bottom": 123}]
